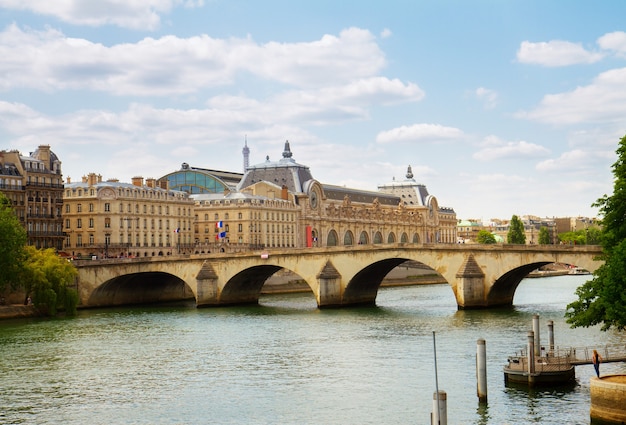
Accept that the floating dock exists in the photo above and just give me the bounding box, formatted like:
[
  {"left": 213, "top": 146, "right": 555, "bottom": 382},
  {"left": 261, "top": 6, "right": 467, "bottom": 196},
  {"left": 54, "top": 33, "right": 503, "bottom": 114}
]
[
  {"left": 505, "top": 344, "right": 626, "bottom": 386},
  {"left": 503, "top": 315, "right": 626, "bottom": 387}
]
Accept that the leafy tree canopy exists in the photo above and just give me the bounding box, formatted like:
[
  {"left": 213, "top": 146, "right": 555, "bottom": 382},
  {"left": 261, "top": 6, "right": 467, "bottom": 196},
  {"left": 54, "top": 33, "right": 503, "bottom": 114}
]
[
  {"left": 0, "top": 193, "right": 27, "bottom": 292},
  {"left": 21, "top": 246, "right": 79, "bottom": 316},
  {"left": 507, "top": 215, "right": 526, "bottom": 244},
  {"left": 566, "top": 134, "right": 626, "bottom": 331},
  {"left": 538, "top": 227, "right": 551, "bottom": 244},
  {"left": 476, "top": 230, "right": 497, "bottom": 244}
]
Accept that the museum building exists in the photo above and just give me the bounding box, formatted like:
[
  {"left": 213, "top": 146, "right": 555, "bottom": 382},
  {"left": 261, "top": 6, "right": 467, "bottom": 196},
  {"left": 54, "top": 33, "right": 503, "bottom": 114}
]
[{"left": 161, "top": 141, "right": 457, "bottom": 250}]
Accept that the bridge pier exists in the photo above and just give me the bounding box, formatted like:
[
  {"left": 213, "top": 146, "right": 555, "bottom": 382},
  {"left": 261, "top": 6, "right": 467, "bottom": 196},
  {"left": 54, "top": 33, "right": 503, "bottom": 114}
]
[
  {"left": 316, "top": 261, "right": 343, "bottom": 308},
  {"left": 455, "top": 254, "right": 487, "bottom": 309},
  {"left": 196, "top": 261, "right": 220, "bottom": 307}
]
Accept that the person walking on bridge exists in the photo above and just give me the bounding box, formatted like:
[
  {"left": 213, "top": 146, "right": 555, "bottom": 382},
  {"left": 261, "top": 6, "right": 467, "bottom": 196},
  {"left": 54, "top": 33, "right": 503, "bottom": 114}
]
[{"left": 592, "top": 349, "right": 602, "bottom": 377}]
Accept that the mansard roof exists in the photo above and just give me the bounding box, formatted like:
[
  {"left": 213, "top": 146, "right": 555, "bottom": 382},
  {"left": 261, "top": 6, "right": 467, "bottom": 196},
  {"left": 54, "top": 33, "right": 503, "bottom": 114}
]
[{"left": 237, "top": 140, "right": 314, "bottom": 194}]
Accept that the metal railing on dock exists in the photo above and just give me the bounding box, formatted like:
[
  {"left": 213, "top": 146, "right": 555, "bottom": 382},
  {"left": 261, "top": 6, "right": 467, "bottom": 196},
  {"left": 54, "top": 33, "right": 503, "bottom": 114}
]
[{"left": 506, "top": 344, "right": 626, "bottom": 373}]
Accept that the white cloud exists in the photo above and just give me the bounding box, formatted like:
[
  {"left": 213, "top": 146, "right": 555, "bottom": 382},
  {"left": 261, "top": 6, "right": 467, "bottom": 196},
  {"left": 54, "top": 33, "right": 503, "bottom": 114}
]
[
  {"left": 597, "top": 31, "right": 626, "bottom": 57},
  {"left": 380, "top": 28, "right": 392, "bottom": 39},
  {"left": 518, "top": 67, "right": 626, "bottom": 125},
  {"left": 473, "top": 136, "right": 549, "bottom": 161},
  {"left": 536, "top": 148, "right": 613, "bottom": 173},
  {"left": 0, "top": 0, "right": 203, "bottom": 30},
  {"left": 376, "top": 123, "right": 463, "bottom": 144},
  {"left": 0, "top": 25, "right": 388, "bottom": 95},
  {"left": 475, "top": 87, "right": 498, "bottom": 109},
  {"left": 517, "top": 40, "right": 604, "bottom": 67}
]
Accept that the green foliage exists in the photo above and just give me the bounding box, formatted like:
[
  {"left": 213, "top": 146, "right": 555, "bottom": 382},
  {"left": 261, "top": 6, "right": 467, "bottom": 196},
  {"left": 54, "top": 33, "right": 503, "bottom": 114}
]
[
  {"left": 507, "top": 215, "right": 526, "bottom": 244},
  {"left": 558, "top": 228, "right": 602, "bottom": 245},
  {"left": 593, "top": 136, "right": 626, "bottom": 253},
  {"left": 558, "top": 231, "right": 587, "bottom": 245},
  {"left": 566, "top": 134, "right": 626, "bottom": 331},
  {"left": 21, "top": 246, "right": 79, "bottom": 316},
  {"left": 566, "top": 239, "right": 626, "bottom": 330},
  {"left": 538, "top": 227, "right": 551, "bottom": 244},
  {"left": 476, "top": 230, "right": 496, "bottom": 244},
  {"left": 586, "top": 227, "right": 602, "bottom": 245},
  {"left": 0, "top": 193, "right": 27, "bottom": 292}
]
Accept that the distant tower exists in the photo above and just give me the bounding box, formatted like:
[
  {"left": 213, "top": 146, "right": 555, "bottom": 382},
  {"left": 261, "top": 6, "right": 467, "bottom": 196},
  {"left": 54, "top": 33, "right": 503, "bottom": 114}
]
[{"left": 242, "top": 136, "right": 250, "bottom": 172}]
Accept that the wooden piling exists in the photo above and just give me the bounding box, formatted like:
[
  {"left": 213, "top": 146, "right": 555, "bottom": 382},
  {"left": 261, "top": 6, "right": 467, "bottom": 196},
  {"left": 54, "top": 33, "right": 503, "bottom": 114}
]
[{"left": 476, "top": 338, "right": 487, "bottom": 403}]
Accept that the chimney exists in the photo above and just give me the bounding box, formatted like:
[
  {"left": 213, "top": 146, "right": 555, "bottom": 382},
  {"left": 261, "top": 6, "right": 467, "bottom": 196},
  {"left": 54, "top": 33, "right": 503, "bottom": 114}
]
[
  {"left": 281, "top": 185, "right": 288, "bottom": 200},
  {"left": 132, "top": 176, "right": 144, "bottom": 187},
  {"left": 87, "top": 173, "right": 98, "bottom": 186},
  {"left": 66, "top": 176, "right": 71, "bottom": 184},
  {"left": 146, "top": 178, "right": 156, "bottom": 188},
  {"left": 37, "top": 144, "right": 51, "bottom": 166}
]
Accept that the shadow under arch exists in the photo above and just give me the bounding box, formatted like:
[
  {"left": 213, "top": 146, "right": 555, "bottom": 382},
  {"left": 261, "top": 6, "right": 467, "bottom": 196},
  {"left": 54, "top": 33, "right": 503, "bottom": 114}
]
[
  {"left": 344, "top": 257, "right": 416, "bottom": 306},
  {"left": 488, "top": 261, "right": 554, "bottom": 307},
  {"left": 88, "top": 271, "right": 194, "bottom": 307},
  {"left": 220, "top": 265, "right": 313, "bottom": 305}
]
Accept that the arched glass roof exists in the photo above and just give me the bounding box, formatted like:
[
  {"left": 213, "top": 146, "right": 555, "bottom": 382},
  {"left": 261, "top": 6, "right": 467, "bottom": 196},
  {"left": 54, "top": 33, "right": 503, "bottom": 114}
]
[{"left": 161, "top": 170, "right": 230, "bottom": 194}]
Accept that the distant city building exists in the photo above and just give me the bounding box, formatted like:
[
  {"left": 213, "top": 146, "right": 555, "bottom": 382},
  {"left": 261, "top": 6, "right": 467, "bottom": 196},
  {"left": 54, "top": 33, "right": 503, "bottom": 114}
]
[
  {"left": 0, "top": 145, "right": 64, "bottom": 249},
  {"left": 181, "top": 140, "right": 457, "bottom": 249},
  {"left": 63, "top": 173, "right": 194, "bottom": 258}
]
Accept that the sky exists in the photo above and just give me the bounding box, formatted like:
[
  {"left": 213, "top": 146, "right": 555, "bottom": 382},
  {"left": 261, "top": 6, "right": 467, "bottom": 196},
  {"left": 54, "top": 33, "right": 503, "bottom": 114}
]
[{"left": 0, "top": 0, "right": 625, "bottom": 221}]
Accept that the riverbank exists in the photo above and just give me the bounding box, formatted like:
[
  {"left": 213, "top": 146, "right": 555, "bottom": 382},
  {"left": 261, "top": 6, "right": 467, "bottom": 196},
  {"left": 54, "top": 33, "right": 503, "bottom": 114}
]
[{"left": 0, "top": 304, "right": 40, "bottom": 320}]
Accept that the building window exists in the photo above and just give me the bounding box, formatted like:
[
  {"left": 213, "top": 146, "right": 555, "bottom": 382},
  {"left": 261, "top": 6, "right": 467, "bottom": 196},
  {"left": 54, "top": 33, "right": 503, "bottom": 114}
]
[
  {"left": 89, "top": 203, "right": 94, "bottom": 212},
  {"left": 65, "top": 204, "right": 70, "bottom": 213},
  {"left": 89, "top": 218, "right": 94, "bottom": 228},
  {"left": 77, "top": 203, "right": 82, "bottom": 212},
  {"left": 77, "top": 218, "right": 82, "bottom": 228},
  {"left": 105, "top": 203, "right": 110, "bottom": 212}
]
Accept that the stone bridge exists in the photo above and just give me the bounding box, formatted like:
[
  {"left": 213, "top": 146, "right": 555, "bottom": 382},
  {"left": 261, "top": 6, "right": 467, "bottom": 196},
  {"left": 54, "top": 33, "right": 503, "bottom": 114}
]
[{"left": 73, "top": 243, "right": 603, "bottom": 309}]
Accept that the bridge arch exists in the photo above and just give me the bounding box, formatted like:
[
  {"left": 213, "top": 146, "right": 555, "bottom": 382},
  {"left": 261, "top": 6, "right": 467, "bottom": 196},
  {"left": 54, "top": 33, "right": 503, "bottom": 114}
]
[
  {"left": 486, "top": 262, "right": 555, "bottom": 306},
  {"left": 88, "top": 271, "right": 194, "bottom": 307},
  {"left": 220, "top": 265, "right": 284, "bottom": 305}
]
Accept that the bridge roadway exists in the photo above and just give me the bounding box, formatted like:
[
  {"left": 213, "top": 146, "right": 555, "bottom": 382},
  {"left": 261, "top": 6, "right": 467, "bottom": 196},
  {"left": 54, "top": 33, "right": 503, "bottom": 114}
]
[{"left": 72, "top": 243, "right": 603, "bottom": 309}]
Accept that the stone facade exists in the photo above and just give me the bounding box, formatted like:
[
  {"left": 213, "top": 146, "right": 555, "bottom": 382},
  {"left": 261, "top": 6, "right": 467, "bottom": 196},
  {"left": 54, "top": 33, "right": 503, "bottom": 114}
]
[
  {"left": 172, "top": 141, "right": 457, "bottom": 250},
  {"left": 0, "top": 145, "right": 64, "bottom": 249},
  {"left": 63, "top": 173, "right": 194, "bottom": 258}
]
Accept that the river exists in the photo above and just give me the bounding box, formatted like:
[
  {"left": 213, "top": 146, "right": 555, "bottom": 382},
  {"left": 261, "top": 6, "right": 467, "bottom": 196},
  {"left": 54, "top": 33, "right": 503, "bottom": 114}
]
[{"left": 1, "top": 275, "right": 625, "bottom": 425}]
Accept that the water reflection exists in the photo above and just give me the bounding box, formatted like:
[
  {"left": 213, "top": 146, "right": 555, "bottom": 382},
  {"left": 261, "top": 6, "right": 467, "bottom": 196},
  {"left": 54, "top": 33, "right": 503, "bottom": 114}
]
[{"left": 1, "top": 276, "right": 625, "bottom": 425}]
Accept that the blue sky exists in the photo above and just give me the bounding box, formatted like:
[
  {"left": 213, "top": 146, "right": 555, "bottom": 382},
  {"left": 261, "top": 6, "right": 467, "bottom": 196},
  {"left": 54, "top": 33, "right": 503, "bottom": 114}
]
[{"left": 1, "top": 0, "right": 625, "bottom": 220}]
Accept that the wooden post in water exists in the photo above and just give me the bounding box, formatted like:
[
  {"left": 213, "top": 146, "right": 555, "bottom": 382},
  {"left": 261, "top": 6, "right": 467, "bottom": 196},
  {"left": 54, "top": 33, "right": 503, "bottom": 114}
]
[
  {"left": 431, "top": 331, "right": 447, "bottom": 425},
  {"left": 532, "top": 314, "right": 540, "bottom": 356},
  {"left": 432, "top": 391, "right": 447, "bottom": 425},
  {"left": 547, "top": 320, "right": 554, "bottom": 355},
  {"left": 527, "top": 331, "right": 536, "bottom": 375},
  {"left": 476, "top": 338, "right": 488, "bottom": 404}
]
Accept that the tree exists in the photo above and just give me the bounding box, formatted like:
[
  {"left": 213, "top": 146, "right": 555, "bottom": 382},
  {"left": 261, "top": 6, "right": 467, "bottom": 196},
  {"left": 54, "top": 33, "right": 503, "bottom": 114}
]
[
  {"left": 507, "top": 215, "right": 526, "bottom": 244},
  {"left": 0, "top": 193, "right": 27, "bottom": 292},
  {"left": 21, "top": 246, "right": 79, "bottom": 316},
  {"left": 538, "top": 227, "right": 551, "bottom": 244},
  {"left": 558, "top": 231, "right": 586, "bottom": 245},
  {"left": 566, "top": 134, "right": 626, "bottom": 331},
  {"left": 476, "top": 230, "right": 496, "bottom": 244}
]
